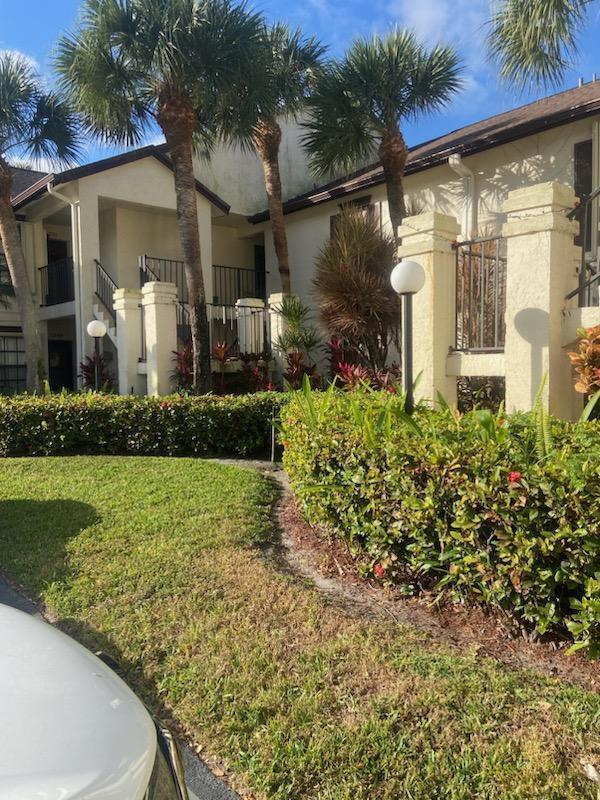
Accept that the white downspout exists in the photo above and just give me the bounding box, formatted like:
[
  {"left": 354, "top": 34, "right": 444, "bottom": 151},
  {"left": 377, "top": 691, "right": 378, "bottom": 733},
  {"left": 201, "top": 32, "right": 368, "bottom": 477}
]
[
  {"left": 448, "top": 153, "right": 477, "bottom": 238},
  {"left": 47, "top": 182, "right": 84, "bottom": 388}
]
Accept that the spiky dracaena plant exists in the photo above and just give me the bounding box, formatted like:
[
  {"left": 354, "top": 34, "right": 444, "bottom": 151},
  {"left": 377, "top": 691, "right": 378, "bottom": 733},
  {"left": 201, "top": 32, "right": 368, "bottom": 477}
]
[
  {"left": 313, "top": 210, "right": 399, "bottom": 370},
  {"left": 487, "top": 0, "right": 590, "bottom": 88},
  {"left": 219, "top": 23, "right": 325, "bottom": 295},
  {"left": 0, "top": 52, "right": 81, "bottom": 391},
  {"left": 56, "top": 0, "right": 264, "bottom": 394},
  {"left": 302, "top": 30, "right": 462, "bottom": 243}
]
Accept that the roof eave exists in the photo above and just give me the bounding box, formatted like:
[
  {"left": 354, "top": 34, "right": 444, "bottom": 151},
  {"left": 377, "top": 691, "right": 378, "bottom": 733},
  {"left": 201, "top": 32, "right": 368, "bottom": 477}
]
[{"left": 248, "top": 96, "right": 600, "bottom": 224}]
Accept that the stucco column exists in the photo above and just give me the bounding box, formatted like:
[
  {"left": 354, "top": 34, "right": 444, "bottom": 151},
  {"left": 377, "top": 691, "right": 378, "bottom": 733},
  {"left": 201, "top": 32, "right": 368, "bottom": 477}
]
[
  {"left": 236, "top": 297, "right": 265, "bottom": 354},
  {"left": 397, "top": 212, "right": 461, "bottom": 405},
  {"left": 502, "top": 182, "right": 579, "bottom": 415},
  {"left": 142, "top": 281, "right": 177, "bottom": 396},
  {"left": 114, "top": 288, "right": 143, "bottom": 395}
]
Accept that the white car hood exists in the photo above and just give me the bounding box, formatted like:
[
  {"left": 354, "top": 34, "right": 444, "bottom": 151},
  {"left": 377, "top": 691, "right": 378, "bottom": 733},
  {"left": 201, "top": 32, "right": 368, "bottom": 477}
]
[{"left": 0, "top": 604, "right": 156, "bottom": 800}]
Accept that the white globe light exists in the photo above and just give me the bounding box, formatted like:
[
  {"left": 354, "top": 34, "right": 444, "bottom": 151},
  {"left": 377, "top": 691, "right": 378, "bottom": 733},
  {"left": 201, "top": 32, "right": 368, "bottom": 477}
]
[
  {"left": 87, "top": 319, "right": 107, "bottom": 338},
  {"left": 390, "top": 260, "right": 426, "bottom": 295}
]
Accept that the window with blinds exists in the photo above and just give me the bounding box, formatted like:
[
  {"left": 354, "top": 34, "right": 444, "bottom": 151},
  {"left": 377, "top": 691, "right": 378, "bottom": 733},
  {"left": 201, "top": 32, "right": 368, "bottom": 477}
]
[{"left": 329, "top": 195, "right": 382, "bottom": 238}]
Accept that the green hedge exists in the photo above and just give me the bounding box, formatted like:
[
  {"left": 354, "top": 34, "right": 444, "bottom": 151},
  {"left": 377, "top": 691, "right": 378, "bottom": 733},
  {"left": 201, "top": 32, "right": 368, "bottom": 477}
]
[
  {"left": 0, "top": 393, "right": 285, "bottom": 457},
  {"left": 281, "top": 388, "right": 600, "bottom": 653}
]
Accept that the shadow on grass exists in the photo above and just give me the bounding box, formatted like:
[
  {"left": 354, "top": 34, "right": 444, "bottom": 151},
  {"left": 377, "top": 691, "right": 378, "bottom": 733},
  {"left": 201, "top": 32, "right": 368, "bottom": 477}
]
[{"left": 0, "top": 499, "right": 99, "bottom": 596}]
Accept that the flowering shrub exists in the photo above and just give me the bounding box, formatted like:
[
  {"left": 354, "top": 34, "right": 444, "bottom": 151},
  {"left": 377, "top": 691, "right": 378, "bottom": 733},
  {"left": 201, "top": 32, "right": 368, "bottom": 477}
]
[
  {"left": 0, "top": 393, "right": 285, "bottom": 457},
  {"left": 282, "top": 385, "right": 600, "bottom": 653}
]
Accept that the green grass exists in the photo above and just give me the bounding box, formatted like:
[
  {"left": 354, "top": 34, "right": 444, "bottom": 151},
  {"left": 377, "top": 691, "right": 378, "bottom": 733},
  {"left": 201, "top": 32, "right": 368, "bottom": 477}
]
[{"left": 0, "top": 456, "right": 599, "bottom": 799}]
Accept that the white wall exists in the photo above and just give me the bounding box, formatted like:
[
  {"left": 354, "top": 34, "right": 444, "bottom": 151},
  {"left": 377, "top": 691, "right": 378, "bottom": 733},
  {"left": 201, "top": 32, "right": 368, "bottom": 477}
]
[{"left": 261, "top": 118, "right": 598, "bottom": 311}]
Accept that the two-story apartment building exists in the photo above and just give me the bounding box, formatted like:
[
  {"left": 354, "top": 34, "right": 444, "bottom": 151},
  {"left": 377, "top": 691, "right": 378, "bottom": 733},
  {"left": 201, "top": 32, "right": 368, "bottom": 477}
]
[{"left": 2, "top": 80, "right": 600, "bottom": 414}]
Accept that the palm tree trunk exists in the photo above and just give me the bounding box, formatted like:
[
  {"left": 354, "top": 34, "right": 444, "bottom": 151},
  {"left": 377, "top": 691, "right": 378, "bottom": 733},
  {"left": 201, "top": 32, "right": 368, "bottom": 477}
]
[
  {"left": 0, "top": 157, "right": 42, "bottom": 392},
  {"left": 253, "top": 118, "right": 291, "bottom": 295},
  {"left": 159, "top": 102, "right": 212, "bottom": 394},
  {"left": 379, "top": 129, "right": 408, "bottom": 246}
]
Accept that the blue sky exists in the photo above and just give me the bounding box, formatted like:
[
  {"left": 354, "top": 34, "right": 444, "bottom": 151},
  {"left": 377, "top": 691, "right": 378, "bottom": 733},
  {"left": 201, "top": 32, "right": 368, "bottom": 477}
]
[{"left": 2, "top": 0, "right": 600, "bottom": 164}]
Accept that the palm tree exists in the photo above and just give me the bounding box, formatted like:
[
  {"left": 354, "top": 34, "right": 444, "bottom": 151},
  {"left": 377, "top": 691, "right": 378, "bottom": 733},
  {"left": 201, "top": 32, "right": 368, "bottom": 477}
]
[
  {"left": 487, "top": 0, "right": 589, "bottom": 88},
  {"left": 220, "top": 24, "right": 325, "bottom": 295},
  {"left": 0, "top": 52, "right": 80, "bottom": 392},
  {"left": 56, "top": 0, "right": 264, "bottom": 393},
  {"left": 302, "top": 30, "right": 462, "bottom": 243}
]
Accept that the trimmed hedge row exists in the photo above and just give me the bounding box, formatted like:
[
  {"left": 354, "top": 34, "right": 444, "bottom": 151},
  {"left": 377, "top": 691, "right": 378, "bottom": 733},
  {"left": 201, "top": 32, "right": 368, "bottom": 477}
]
[
  {"left": 0, "top": 393, "right": 285, "bottom": 457},
  {"left": 281, "top": 388, "right": 600, "bottom": 653}
]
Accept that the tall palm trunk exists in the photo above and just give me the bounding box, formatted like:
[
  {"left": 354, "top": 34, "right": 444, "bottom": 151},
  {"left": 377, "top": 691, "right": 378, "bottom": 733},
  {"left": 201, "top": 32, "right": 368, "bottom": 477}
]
[
  {"left": 0, "top": 157, "right": 42, "bottom": 392},
  {"left": 254, "top": 118, "right": 291, "bottom": 295},
  {"left": 379, "top": 128, "right": 408, "bottom": 246},
  {"left": 158, "top": 100, "right": 212, "bottom": 394}
]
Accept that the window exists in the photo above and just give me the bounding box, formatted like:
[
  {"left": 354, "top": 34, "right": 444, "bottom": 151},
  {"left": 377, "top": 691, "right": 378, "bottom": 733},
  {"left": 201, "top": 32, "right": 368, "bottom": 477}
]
[
  {"left": 574, "top": 139, "right": 593, "bottom": 250},
  {"left": 0, "top": 333, "right": 26, "bottom": 394},
  {"left": 329, "top": 195, "right": 382, "bottom": 238}
]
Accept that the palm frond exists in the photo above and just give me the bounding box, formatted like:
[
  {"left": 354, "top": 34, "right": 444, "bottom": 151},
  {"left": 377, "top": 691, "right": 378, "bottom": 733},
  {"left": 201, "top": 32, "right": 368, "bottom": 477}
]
[
  {"left": 487, "top": 0, "right": 588, "bottom": 88},
  {"left": 302, "top": 28, "right": 462, "bottom": 177}
]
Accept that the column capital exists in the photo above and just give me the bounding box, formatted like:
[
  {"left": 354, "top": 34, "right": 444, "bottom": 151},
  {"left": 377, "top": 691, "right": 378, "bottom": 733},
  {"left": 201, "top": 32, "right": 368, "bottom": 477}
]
[
  {"left": 502, "top": 182, "right": 578, "bottom": 239},
  {"left": 114, "top": 288, "right": 142, "bottom": 311},
  {"left": 141, "top": 281, "right": 177, "bottom": 305},
  {"left": 397, "top": 212, "right": 461, "bottom": 259}
]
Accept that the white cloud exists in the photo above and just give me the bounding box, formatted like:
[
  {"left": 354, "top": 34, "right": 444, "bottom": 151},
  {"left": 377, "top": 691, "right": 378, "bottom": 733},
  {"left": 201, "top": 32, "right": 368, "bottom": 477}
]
[{"left": 385, "top": 0, "right": 489, "bottom": 49}]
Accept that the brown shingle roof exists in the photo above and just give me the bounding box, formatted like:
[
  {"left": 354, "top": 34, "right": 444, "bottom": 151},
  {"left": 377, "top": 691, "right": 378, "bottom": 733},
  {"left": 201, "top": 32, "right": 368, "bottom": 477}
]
[
  {"left": 248, "top": 81, "right": 600, "bottom": 223},
  {"left": 9, "top": 166, "right": 46, "bottom": 199}
]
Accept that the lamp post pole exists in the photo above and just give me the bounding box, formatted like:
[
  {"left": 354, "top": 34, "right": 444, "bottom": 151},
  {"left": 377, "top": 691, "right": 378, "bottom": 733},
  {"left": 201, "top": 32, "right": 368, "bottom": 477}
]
[
  {"left": 402, "top": 293, "right": 414, "bottom": 412},
  {"left": 390, "top": 260, "right": 426, "bottom": 414},
  {"left": 86, "top": 320, "right": 107, "bottom": 392}
]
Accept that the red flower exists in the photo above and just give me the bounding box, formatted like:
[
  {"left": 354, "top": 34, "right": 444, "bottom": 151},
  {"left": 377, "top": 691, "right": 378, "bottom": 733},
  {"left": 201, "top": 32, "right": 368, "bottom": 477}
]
[
  {"left": 159, "top": 401, "right": 171, "bottom": 410},
  {"left": 508, "top": 471, "right": 522, "bottom": 484},
  {"left": 374, "top": 563, "right": 385, "bottom": 578}
]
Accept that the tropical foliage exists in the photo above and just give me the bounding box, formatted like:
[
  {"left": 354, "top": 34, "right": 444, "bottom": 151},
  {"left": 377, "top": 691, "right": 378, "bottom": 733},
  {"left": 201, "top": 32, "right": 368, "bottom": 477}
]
[
  {"left": 568, "top": 324, "right": 600, "bottom": 395},
  {"left": 302, "top": 29, "right": 462, "bottom": 240},
  {"left": 0, "top": 52, "right": 80, "bottom": 391},
  {"left": 282, "top": 380, "right": 600, "bottom": 653},
  {"left": 56, "top": 0, "right": 264, "bottom": 393},
  {"left": 275, "top": 295, "right": 321, "bottom": 388},
  {"left": 487, "top": 0, "right": 590, "bottom": 88},
  {"left": 221, "top": 23, "right": 324, "bottom": 294},
  {"left": 313, "top": 210, "right": 399, "bottom": 370}
]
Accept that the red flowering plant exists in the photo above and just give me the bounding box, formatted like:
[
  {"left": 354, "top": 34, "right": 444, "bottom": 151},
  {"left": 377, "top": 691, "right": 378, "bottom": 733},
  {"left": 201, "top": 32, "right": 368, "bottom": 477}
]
[
  {"left": 171, "top": 344, "right": 193, "bottom": 391},
  {"left": 79, "top": 352, "right": 113, "bottom": 392}
]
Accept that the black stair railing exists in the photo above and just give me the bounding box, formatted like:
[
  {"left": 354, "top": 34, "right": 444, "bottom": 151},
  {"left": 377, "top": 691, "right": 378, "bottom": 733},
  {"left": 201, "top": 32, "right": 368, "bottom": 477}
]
[{"left": 94, "top": 259, "right": 118, "bottom": 322}]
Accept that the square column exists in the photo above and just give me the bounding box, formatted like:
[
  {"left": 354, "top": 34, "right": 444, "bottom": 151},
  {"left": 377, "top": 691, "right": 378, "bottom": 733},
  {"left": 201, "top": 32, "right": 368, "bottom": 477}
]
[
  {"left": 502, "top": 182, "right": 579, "bottom": 415},
  {"left": 397, "top": 212, "right": 461, "bottom": 405},
  {"left": 114, "top": 288, "right": 143, "bottom": 395},
  {"left": 142, "top": 281, "right": 177, "bottom": 396}
]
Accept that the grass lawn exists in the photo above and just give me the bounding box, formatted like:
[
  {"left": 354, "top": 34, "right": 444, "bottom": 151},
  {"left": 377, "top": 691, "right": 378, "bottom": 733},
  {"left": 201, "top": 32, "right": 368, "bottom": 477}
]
[{"left": 1, "top": 456, "right": 599, "bottom": 799}]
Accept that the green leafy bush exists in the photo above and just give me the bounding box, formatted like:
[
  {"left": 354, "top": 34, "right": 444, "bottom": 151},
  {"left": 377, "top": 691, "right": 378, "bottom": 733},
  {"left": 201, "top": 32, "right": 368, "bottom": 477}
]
[
  {"left": 281, "top": 385, "right": 600, "bottom": 653},
  {"left": 0, "top": 392, "right": 285, "bottom": 457}
]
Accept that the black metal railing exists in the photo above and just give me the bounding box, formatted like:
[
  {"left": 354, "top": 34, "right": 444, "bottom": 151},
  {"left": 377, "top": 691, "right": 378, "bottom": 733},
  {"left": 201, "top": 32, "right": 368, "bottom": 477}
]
[
  {"left": 565, "top": 271, "right": 600, "bottom": 307},
  {"left": 94, "top": 259, "right": 118, "bottom": 322},
  {"left": 212, "top": 264, "right": 266, "bottom": 305},
  {"left": 140, "top": 255, "right": 188, "bottom": 303},
  {"left": 39, "top": 258, "right": 75, "bottom": 307},
  {"left": 454, "top": 236, "right": 507, "bottom": 352},
  {"left": 567, "top": 185, "right": 600, "bottom": 307},
  {"left": 173, "top": 302, "right": 270, "bottom": 357}
]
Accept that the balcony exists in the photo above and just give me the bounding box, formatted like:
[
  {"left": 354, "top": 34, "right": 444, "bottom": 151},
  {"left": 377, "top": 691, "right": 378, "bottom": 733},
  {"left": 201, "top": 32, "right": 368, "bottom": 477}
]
[{"left": 39, "top": 258, "right": 74, "bottom": 307}]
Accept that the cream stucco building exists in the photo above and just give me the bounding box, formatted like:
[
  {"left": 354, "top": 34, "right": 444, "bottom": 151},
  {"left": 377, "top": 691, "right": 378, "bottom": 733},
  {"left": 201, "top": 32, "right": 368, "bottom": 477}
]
[{"left": 2, "top": 80, "right": 600, "bottom": 415}]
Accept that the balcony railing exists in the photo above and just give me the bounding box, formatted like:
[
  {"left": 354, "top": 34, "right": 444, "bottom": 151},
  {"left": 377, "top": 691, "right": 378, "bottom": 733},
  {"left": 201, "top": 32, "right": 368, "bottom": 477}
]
[
  {"left": 213, "top": 264, "right": 266, "bottom": 305},
  {"left": 94, "top": 259, "right": 118, "bottom": 322},
  {"left": 140, "top": 255, "right": 188, "bottom": 303},
  {"left": 39, "top": 258, "right": 74, "bottom": 307},
  {"left": 454, "top": 236, "right": 507, "bottom": 352}
]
